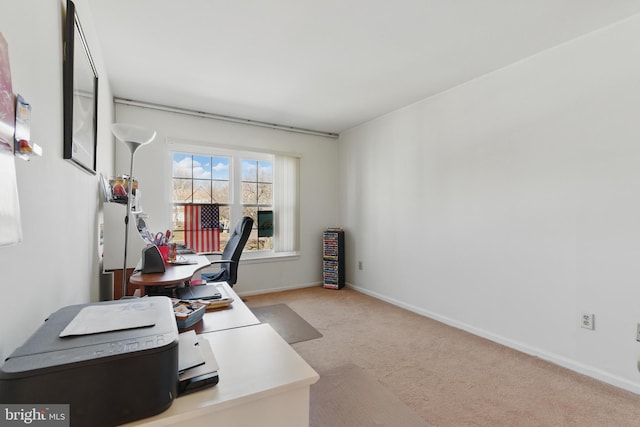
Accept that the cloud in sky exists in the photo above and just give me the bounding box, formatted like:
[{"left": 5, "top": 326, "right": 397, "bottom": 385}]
[{"left": 172, "top": 154, "right": 229, "bottom": 180}]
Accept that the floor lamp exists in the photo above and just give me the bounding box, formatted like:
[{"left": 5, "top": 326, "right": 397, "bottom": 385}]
[{"left": 111, "top": 123, "right": 156, "bottom": 298}]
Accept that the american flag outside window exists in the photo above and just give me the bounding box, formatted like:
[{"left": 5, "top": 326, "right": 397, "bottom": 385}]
[{"left": 184, "top": 204, "right": 220, "bottom": 253}]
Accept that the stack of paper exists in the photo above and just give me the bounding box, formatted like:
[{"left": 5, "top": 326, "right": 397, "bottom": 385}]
[{"left": 177, "top": 331, "right": 220, "bottom": 395}]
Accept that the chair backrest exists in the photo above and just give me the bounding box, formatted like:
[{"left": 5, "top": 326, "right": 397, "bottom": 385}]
[{"left": 221, "top": 216, "right": 254, "bottom": 285}]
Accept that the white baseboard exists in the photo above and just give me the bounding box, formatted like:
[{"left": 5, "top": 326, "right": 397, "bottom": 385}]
[
  {"left": 347, "top": 282, "right": 640, "bottom": 396},
  {"left": 238, "top": 281, "right": 322, "bottom": 297}
]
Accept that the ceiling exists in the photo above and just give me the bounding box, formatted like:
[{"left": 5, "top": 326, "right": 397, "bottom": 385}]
[{"left": 88, "top": 0, "right": 640, "bottom": 135}]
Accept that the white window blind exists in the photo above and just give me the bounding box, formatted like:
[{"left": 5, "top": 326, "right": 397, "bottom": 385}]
[{"left": 274, "top": 155, "right": 299, "bottom": 253}]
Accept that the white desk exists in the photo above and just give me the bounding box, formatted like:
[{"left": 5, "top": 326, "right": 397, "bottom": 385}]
[
  {"left": 126, "top": 324, "right": 319, "bottom": 427},
  {"left": 183, "top": 282, "right": 261, "bottom": 334},
  {"left": 125, "top": 295, "right": 319, "bottom": 427}
]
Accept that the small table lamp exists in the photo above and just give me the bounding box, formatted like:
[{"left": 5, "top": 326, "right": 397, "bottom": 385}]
[{"left": 111, "top": 123, "right": 156, "bottom": 298}]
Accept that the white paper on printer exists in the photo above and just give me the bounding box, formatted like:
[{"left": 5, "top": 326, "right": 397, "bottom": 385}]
[{"left": 59, "top": 301, "right": 157, "bottom": 337}]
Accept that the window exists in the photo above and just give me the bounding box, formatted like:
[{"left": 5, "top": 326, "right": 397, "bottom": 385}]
[{"left": 170, "top": 144, "right": 299, "bottom": 256}]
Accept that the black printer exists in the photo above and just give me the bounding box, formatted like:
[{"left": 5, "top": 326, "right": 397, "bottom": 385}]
[{"left": 0, "top": 297, "right": 179, "bottom": 427}]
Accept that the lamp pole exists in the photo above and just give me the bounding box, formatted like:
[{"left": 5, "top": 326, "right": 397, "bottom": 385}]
[
  {"left": 111, "top": 123, "right": 156, "bottom": 298},
  {"left": 122, "top": 151, "right": 136, "bottom": 298}
]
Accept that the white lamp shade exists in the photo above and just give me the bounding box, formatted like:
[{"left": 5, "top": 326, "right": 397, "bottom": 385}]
[{"left": 111, "top": 123, "right": 156, "bottom": 152}]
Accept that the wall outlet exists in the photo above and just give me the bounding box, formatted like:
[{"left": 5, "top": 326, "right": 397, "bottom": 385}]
[
  {"left": 581, "top": 312, "right": 595, "bottom": 330},
  {"left": 358, "top": 261, "right": 363, "bottom": 270},
  {"left": 636, "top": 324, "right": 640, "bottom": 342}
]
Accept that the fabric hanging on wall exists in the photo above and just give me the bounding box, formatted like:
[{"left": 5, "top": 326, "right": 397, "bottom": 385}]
[
  {"left": 0, "top": 33, "right": 23, "bottom": 246},
  {"left": 184, "top": 204, "right": 220, "bottom": 253}
]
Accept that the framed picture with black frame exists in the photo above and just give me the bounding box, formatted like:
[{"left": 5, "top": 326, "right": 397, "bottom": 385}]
[{"left": 63, "top": 0, "right": 98, "bottom": 174}]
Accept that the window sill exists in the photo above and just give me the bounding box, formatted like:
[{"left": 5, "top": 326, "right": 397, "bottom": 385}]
[{"left": 202, "top": 251, "right": 300, "bottom": 264}]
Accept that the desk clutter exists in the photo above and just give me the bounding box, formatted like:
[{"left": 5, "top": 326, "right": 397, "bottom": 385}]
[
  {"left": 172, "top": 299, "right": 207, "bottom": 328},
  {"left": 135, "top": 212, "right": 177, "bottom": 264},
  {"left": 177, "top": 282, "right": 235, "bottom": 309},
  {"left": 178, "top": 330, "right": 219, "bottom": 395},
  {"left": 172, "top": 283, "right": 235, "bottom": 329}
]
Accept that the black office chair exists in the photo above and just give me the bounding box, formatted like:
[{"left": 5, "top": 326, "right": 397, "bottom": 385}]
[{"left": 200, "top": 216, "right": 254, "bottom": 287}]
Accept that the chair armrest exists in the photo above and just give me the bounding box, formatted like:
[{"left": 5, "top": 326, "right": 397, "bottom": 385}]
[{"left": 209, "top": 259, "right": 237, "bottom": 265}]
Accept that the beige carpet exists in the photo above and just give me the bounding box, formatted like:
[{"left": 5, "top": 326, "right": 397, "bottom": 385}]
[
  {"left": 310, "top": 363, "right": 430, "bottom": 427},
  {"left": 250, "top": 303, "right": 322, "bottom": 344},
  {"left": 244, "top": 286, "right": 640, "bottom": 427}
]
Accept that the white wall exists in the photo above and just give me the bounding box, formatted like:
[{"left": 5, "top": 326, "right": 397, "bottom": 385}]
[
  {"left": 111, "top": 103, "right": 339, "bottom": 295},
  {"left": 0, "top": 0, "right": 115, "bottom": 361},
  {"left": 339, "top": 15, "right": 640, "bottom": 393}
]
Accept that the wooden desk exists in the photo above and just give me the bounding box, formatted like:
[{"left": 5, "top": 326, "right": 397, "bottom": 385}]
[
  {"left": 129, "top": 254, "right": 210, "bottom": 296},
  {"left": 125, "top": 324, "right": 319, "bottom": 427}
]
